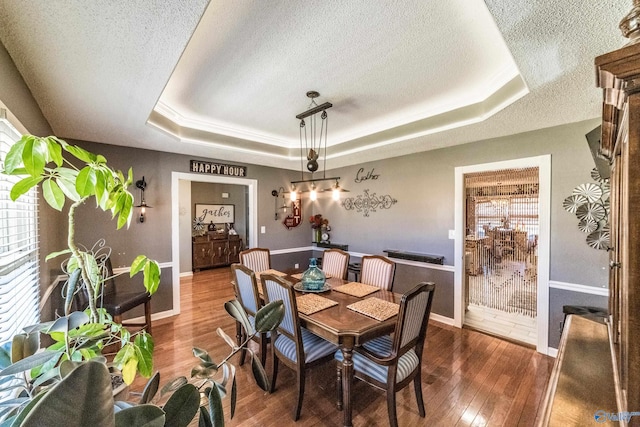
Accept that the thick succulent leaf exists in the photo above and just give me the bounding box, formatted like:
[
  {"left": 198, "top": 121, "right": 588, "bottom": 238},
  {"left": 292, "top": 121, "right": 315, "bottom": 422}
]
[
  {"left": 251, "top": 352, "right": 270, "bottom": 392},
  {"left": 162, "top": 383, "right": 200, "bottom": 427},
  {"left": 64, "top": 268, "right": 82, "bottom": 315},
  {"left": 21, "top": 361, "right": 115, "bottom": 427},
  {"left": 160, "top": 376, "right": 188, "bottom": 397},
  {"left": 207, "top": 382, "right": 225, "bottom": 427},
  {"left": 9, "top": 176, "right": 42, "bottom": 201},
  {"left": 216, "top": 328, "right": 236, "bottom": 350},
  {"left": 224, "top": 300, "right": 253, "bottom": 335},
  {"left": 230, "top": 373, "right": 237, "bottom": 419},
  {"left": 143, "top": 261, "right": 161, "bottom": 295},
  {"left": 192, "top": 347, "right": 213, "bottom": 363},
  {"left": 21, "top": 136, "right": 47, "bottom": 177},
  {"left": 139, "top": 371, "right": 160, "bottom": 404},
  {"left": 10, "top": 332, "right": 39, "bottom": 363},
  {"left": 254, "top": 300, "right": 284, "bottom": 333},
  {"left": 198, "top": 406, "right": 213, "bottom": 427},
  {"left": 2, "top": 136, "right": 27, "bottom": 174},
  {"left": 47, "top": 311, "right": 90, "bottom": 334},
  {"left": 191, "top": 364, "right": 217, "bottom": 379},
  {"left": 114, "top": 404, "right": 164, "bottom": 427},
  {"left": 7, "top": 387, "right": 47, "bottom": 427}
]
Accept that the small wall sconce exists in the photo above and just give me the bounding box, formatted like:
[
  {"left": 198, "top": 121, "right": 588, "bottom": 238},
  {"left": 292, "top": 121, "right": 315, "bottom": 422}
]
[
  {"left": 135, "top": 176, "right": 151, "bottom": 223},
  {"left": 272, "top": 187, "right": 289, "bottom": 220}
]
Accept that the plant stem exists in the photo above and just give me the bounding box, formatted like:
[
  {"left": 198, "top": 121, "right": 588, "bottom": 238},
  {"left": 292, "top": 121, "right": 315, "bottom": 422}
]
[{"left": 67, "top": 197, "right": 99, "bottom": 322}]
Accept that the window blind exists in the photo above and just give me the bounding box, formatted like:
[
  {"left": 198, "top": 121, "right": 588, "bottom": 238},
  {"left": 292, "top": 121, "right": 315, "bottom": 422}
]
[{"left": 0, "top": 115, "right": 39, "bottom": 343}]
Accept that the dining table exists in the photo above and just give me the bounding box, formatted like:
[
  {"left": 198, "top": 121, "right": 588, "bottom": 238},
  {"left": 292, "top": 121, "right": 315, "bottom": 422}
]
[{"left": 255, "top": 269, "right": 402, "bottom": 427}]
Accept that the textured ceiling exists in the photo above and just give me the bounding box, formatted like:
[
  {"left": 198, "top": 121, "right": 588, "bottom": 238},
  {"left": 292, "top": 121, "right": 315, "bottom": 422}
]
[{"left": 0, "top": 0, "right": 631, "bottom": 171}]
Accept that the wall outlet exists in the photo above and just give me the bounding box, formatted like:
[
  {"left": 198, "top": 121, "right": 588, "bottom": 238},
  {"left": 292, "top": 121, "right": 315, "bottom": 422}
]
[
  {"left": 448, "top": 229, "right": 455, "bottom": 239},
  {"left": 295, "top": 263, "right": 299, "bottom": 269},
  {"left": 260, "top": 226, "right": 266, "bottom": 234},
  {"left": 222, "top": 192, "right": 229, "bottom": 199}
]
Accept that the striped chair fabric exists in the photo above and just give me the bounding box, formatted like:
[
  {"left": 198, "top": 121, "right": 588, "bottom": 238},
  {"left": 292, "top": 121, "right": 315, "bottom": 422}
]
[
  {"left": 261, "top": 274, "right": 338, "bottom": 421},
  {"left": 360, "top": 255, "right": 396, "bottom": 290},
  {"left": 321, "top": 249, "right": 349, "bottom": 279},
  {"left": 335, "top": 282, "right": 436, "bottom": 427},
  {"left": 231, "top": 264, "right": 269, "bottom": 366},
  {"left": 239, "top": 248, "right": 271, "bottom": 273}
]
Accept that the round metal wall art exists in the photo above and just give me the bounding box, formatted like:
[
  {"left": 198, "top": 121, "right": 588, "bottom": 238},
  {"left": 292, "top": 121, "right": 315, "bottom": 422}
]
[
  {"left": 563, "top": 168, "right": 611, "bottom": 250},
  {"left": 572, "top": 182, "right": 603, "bottom": 203},
  {"left": 576, "top": 202, "right": 606, "bottom": 222},
  {"left": 563, "top": 194, "right": 587, "bottom": 213}
]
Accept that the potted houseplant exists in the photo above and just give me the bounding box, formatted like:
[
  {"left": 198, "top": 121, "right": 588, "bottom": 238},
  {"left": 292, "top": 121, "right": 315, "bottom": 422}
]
[
  {"left": 0, "top": 135, "right": 161, "bottom": 423},
  {"left": 0, "top": 298, "right": 284, "bottom": 426}
]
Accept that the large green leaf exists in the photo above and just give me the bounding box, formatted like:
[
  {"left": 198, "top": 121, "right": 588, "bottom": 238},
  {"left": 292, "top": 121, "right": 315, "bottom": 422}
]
[
  {"left": 207, "top": 382, "right": 225, "bottom": 427},
  {"left": 143, "top": 261, "right": 161, "bottom": 295},
  {"left": 2, "top": 136, "right": 27, "bottom": 174},
  {"left": 9, "top": 176, "right": 42, "bottom": 201},
  {"left": 63, "top": 144, "right": 96, "bottom": 164},
  {"left": 64, "top": 268, "right": 82, "bottom": 316},
  {"left": 114, "top": 404, "right": 165, "bottom": 427},
  {"left": 251, "top": 352, "right": 270, "bottom": 392},
  {"left": 45, "top": 136, "right": 63, "bottom": 166},
  {"left": 55, "top": 173, "right": 81, "bottom": 202},
  {"left": 0, "top": 351, "right": 61, "bottom": 376},
  {"left": 254, "top": 300, "right": 284, "bottom": 333},
  {"left": 224, "top": 300, "right": 253, "bottom": 336},
  {"left": 139, "top": 371, "right": 160, "bottom": 404},
  {"left": 162, "top": 383, "right": 200, "bottom": 427},
  {"left": 44, "top": 249, "right": 72, "bottom": 262},
  {"left": 130, "top": 255, "right": 148, "bottom": 277},
  {"left": 21, "top": 136, "right": 47, "bottom": 177},
  {"left": 42, "top": 178, "right": 66, "bottom": 211},
  {"left": 134, "top": 345, "right": 153, "bottom": 378},
  {"left": 21, "top": 361, "right": 115, "bottom": 427},
  {"left": 75, "top": 165, "right": 97, "bottom": 197},
  {"left": 47, "top": 311, "right": 90, "bottom": 334},
  {"left": 198, "top": 406, "right": 213, "bottom": 427}
]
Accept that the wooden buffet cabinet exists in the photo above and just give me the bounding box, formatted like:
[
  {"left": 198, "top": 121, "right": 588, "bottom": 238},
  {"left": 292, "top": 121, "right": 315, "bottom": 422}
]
[
  {"left": 541, "top": 10, "right": 640, "bottom": 426},
  {"left": 192, "top": 232, "right": 243, "bottom": 272}
]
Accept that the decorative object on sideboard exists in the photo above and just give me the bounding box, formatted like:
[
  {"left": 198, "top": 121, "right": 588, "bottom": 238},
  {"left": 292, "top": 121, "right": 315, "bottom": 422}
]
[
  {"left": 134, "top": 176, "right": 151, "bottom": 223},
  {"left": 341, "top": 189, "right": 398, "bottom": 217},
  {"left": 310, "top": 214, "right": 329, "bottom": 243},
  {"left": 562, "top": 168, "right": 610, "bottom": 250},
  {"left": 289, "top": 91, "right": 348, "bottom": 202}
]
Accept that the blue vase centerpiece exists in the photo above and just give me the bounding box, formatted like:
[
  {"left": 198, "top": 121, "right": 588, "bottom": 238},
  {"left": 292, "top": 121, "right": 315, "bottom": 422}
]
[{"left": 301, "top": 258, "right": 326, "bottom": 291}]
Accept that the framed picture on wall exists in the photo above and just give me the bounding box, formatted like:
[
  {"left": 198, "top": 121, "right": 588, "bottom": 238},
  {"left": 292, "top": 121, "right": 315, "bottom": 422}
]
[{"left": 195, "top": 204, "right": 235, "bottom": 224}]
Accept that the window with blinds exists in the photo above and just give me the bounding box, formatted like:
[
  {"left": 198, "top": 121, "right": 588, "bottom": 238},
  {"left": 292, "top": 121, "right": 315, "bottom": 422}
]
[{"left": 0, "top": 115, "right": 40, "bottom": 343}]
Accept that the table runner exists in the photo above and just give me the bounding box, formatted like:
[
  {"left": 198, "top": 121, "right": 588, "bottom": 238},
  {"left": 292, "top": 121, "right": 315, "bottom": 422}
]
[
  {"left": 347, "top": 297, "right": 399, "bottom": 321},
  {"left": 296, "top": 294, "right": 338, "bottom": 315}
]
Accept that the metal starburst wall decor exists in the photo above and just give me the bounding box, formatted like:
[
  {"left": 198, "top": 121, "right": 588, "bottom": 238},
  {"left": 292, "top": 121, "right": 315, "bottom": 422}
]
[{"left": 341, "top": 189, "right": 397, "bottom": 217}]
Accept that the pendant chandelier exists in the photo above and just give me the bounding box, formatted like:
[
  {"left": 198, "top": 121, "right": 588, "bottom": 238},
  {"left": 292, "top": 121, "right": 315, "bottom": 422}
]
[{"left": 290, "top": 91, "right": 346, "bottom": 202}]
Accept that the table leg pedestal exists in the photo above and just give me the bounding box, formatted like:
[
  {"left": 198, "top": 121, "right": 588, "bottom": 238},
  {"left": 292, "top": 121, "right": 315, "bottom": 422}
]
[{"left": 340, "top": 346, "right": 354, "bottom": 427}]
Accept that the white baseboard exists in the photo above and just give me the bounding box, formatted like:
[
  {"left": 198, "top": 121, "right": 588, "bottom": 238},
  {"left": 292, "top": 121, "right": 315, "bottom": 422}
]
[
  {"left": 125, "top": 309, "right": 177, "bottom": 325},
  {"left": 430, "top": 313, "right": 455, "bottom": 326},
  {"left": 180, "top": 271, "right": 193, "bottom": 277},
  {"left": 547, "top": 347, "right": 558, "bottom": 358}
]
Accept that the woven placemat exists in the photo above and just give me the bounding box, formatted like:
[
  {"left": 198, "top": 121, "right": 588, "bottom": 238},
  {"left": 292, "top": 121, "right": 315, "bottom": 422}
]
[
  {"left": 291, "top": 272, "right": 332, "bottom": 280},
  {"left": 296, "top": 294, "right": 338, "bottom": 315},
  {"left": 347, "top": 297, "right": 399, "bottom": 321},
  {"left": 332, "top": 282, "right": 380, "bottom": 298},
  {"left": 257, "top": 269, "right": 287, "bottom": 278}
]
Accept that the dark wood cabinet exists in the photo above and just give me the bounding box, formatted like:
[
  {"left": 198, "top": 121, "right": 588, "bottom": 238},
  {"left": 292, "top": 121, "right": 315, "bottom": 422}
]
[{"left": 192, "top": 232, "right": 243, "bottom": 271}]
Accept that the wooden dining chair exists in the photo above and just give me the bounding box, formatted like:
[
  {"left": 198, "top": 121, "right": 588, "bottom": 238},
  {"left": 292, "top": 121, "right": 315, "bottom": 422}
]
[
  {"left": 360, "top": 255, "right": 396, "bottom": 290},
  {"left": 321, "top": 248, "right": 350, "bottom": 279},
  {"left": 261, "top": 274, "right": 338, "bottom": 421},
  {"left": 231, "top": 263, "right": 269, "bottom": 367},
  {"left": 335, "top": 282, "right": 435, "bottom": 427},
  {"left": 239, "top": 247, "right": 271, "bottom": 273}
]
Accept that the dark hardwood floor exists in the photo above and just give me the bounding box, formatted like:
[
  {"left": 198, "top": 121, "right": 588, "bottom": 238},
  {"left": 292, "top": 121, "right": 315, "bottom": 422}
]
[{"left": 130, "top": 267, "right": 553, "bottom": 426}]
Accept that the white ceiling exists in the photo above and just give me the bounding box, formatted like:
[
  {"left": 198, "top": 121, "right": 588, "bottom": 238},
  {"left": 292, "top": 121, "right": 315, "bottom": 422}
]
[{"left": 0, "top": 0, "right": 631, "bottom": 171}]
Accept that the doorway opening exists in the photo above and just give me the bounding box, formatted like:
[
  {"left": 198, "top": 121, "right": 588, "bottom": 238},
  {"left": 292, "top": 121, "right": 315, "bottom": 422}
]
[
  {"left": 463, "top": 167, "right": 539, "bottom": 346},
  {"left": 454, "top": 155, "right": 550, "bottom": 354}
]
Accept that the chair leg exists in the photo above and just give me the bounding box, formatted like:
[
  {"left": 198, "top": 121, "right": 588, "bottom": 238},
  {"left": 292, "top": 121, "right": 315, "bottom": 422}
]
[
  {"left": 270, "top": 352, "right": 279, "bottom": 393},
  {"left": 413, "top": 375, "right": 425, "bottom": 417},
  {"left": 144, "top": 300, "right": 152, "bottom": 335},
  {"left": 336, "top": 364, "right": 343, "bottom": 410},
  {"left": 294, "top": 367, "right": 305, "bottom": 421},
  {"left": 387, "top": 388, "right": 398, "bottom": 427}
]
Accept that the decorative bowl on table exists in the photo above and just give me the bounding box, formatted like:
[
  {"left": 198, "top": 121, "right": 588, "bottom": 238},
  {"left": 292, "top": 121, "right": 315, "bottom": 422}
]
[{"left": 301, "top": 258, "right": 326, "bottom": 291}]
